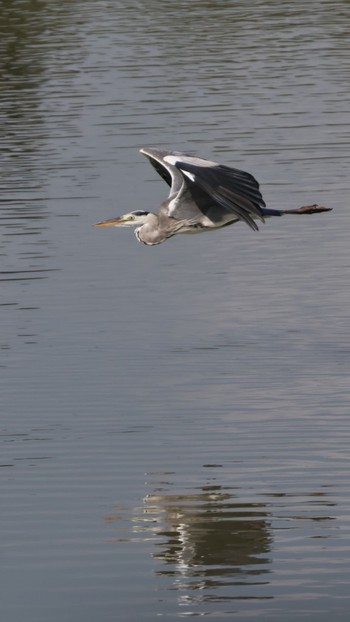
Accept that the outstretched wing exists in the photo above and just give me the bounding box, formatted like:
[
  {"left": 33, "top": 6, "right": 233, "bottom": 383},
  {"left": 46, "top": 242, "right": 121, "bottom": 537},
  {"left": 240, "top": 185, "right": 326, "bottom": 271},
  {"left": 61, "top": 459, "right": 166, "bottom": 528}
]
[
  {"left": 140, "top": 147, "right": 184, "bottom": 195},
  {"left": 140, "top": 148, "right": 266, "bottom": 231}
]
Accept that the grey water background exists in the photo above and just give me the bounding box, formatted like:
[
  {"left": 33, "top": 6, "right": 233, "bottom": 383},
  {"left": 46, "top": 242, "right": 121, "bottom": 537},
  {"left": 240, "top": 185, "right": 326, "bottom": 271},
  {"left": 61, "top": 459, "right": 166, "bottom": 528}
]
[{"left": 1, "top": 1, "right": 350, "bottom": 620}]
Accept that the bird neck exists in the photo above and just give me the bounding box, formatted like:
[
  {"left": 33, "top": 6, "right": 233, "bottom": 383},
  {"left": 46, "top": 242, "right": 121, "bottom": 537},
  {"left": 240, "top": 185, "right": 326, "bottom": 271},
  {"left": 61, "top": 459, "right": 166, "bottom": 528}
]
[{"left": 134, "top": 213, "right": 167, "bottom": 246}]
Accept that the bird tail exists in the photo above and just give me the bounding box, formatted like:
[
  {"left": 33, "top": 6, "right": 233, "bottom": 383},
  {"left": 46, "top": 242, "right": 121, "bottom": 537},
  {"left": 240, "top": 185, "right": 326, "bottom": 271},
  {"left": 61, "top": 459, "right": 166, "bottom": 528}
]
[{"left": 261, "top": 208, "right": 283, "bottom": 217}]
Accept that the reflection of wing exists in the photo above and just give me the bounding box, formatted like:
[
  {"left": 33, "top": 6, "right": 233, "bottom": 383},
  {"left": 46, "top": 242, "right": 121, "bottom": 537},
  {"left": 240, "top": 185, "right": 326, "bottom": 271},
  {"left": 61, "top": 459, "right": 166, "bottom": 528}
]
[{"left": 140, "top": 148, "right": 266, "bottom": 231}]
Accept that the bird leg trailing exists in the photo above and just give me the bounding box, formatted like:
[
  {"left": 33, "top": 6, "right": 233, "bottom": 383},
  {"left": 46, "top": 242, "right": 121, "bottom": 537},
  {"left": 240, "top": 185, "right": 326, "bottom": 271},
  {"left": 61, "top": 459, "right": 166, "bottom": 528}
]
[
  {"left": 283, "top": 204, "right": 332, "bottom": 215},
  {"left": 262, "top": 204, "right": 332, "bottom": 217}
]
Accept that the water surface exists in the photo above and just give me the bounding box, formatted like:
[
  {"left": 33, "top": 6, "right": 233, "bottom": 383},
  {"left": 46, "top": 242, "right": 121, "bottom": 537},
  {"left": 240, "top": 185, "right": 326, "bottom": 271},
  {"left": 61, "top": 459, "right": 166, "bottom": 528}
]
[{"left": 1, "top": 1, "right": 350, "bottom": 620}]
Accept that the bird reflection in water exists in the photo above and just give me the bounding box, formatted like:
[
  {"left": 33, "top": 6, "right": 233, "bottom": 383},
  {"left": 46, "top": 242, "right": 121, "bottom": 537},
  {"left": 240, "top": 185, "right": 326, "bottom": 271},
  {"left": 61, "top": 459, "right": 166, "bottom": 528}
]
[
  {"left": 106, "top": 481, "right": 336, "bottom": 612},
  {"left": 106, "top": 484, "right": 272, "bottom": 601},
  {"left": 141, "top": 484, "right": 272, "bottom": 594}
]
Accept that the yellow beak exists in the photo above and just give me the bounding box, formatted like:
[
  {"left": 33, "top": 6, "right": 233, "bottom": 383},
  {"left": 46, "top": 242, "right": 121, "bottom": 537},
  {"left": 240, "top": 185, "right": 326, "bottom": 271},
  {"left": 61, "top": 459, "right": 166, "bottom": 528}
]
[{"left": 94, "top": 217, "right": 127, "bottom": 227}]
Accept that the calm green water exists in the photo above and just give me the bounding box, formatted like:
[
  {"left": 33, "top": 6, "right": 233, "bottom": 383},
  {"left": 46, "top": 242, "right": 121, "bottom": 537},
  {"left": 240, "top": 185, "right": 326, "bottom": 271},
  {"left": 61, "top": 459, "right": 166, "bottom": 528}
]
[{"left": 1, "top": 1, "right": 350, "bottom": 620}]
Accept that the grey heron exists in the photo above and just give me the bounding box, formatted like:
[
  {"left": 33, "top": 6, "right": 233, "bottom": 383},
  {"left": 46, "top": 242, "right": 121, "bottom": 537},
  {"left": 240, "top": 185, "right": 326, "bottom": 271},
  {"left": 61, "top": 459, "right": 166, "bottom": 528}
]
[{"left": 94, "top": 148, "right": 332, "bottom": 245}]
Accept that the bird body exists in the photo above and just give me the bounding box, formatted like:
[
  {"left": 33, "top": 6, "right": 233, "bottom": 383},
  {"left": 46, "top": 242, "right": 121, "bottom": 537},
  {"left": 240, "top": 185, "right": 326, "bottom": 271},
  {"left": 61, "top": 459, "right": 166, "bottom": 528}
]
[{"left": 95, "top": 148, "right": 331, "bottom": 245}]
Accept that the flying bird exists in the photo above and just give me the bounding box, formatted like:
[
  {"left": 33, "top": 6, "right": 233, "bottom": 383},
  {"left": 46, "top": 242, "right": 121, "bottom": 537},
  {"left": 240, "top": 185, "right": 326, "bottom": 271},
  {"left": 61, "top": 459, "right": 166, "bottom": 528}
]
[{"left": 94, "top": 148, "right": 332, "bottom": 246}]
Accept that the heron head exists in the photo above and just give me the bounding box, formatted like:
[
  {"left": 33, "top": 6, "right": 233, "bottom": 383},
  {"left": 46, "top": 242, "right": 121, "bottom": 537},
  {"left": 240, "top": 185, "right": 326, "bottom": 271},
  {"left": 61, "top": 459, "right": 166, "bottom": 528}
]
[{"left": 94, "top": 210, "right": 151, "bottom": 228}]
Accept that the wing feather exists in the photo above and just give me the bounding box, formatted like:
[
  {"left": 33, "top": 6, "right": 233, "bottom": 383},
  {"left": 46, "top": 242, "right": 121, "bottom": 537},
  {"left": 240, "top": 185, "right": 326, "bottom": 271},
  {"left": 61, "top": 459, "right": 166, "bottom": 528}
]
[
  {"left": 140, "top": 147, "right": 184, "bottom": 195},
  {"left": 140, "top": 148, "right": 266, "bottom": 231},
  {"left": 176, "top": 161, "right": 265, "bottom": 230}
]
